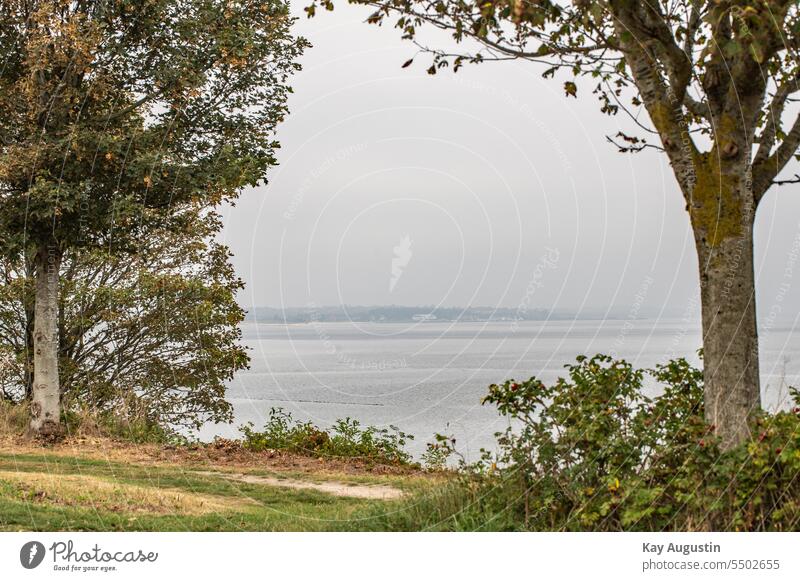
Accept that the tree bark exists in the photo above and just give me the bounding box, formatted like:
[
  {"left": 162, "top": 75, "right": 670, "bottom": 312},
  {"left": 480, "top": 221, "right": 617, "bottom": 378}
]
[
  {"left": 27, "top": 244, "right": 63, "bottom": 440},
  {"left": 690, "top": 161, "right": 761, "bottom": 450}
]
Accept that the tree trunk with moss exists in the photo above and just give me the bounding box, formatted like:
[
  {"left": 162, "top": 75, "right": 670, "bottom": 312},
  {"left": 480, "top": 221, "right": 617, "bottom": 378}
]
[
  {"left": 28, "top": 244, "right": 62, "bottom": 440},
  {"left": 619, "top": 31, "right": 767, "bottom": 450},
  {"left": 692, "top": 196, "right": 760, "bottom": 448},
  {"left": 686, "top": 145, "right": 761, "bottom": 450}
]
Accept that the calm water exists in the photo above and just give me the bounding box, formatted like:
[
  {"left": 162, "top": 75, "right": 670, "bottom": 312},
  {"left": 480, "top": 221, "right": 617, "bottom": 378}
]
[{"left": 200, "top": 319, "right": 800, "bottom": 458}]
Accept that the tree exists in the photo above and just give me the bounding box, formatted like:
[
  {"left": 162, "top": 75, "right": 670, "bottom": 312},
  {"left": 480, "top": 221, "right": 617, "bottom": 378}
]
[
  {"left": 0, "top": 206, "right": 247, "bottom": 431},
  {"left": 0, "top": 0, "right": 306, "bottom": 437},
  {"left": 308, "top": 0, "right": 800, "bottom": 448}
]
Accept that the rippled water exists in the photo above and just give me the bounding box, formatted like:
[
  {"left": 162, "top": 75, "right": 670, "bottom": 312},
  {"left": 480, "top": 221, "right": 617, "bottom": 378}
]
[{"left": 199, "top": 319, "right": 800, "bottom": 458}]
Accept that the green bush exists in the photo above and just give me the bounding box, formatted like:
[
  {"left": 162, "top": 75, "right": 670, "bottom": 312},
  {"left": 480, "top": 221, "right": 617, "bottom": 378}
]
[
  {"left": 240, "top": 407, "right": 414, "bottom": 465},
  {"left": 421, "top": 434, "right": 455, "bottom": 470},
  {"left": 364, "top": 355, "right": 800, "bottom": 531}
]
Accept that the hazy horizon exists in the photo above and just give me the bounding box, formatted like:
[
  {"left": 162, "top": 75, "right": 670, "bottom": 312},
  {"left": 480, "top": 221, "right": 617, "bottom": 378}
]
[
  {"left": 244, "top": 302, "right": 685, "bottom": 319},
  {"left": 220, "top": 5, "right": 800, "bottom": 325}
]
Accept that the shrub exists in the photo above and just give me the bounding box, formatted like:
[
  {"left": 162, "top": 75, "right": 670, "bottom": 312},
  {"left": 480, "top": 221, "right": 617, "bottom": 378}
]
[
  {"left": 240, "top": 407, "right": 414, "bottom": 465},
  {"left": 421, "top": 434, "right": 456, "bottom": 471},
  {"left": 365, "top": 355, "right": 800, "bottom": 531},
  {"left": 328, "top": 417, "right": 413, "bottom": 464}
]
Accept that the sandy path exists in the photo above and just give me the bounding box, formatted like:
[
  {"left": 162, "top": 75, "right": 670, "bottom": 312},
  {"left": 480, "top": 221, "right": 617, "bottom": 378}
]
[{"left": 195, "top": 471, "right": 405, "bottom": 500}]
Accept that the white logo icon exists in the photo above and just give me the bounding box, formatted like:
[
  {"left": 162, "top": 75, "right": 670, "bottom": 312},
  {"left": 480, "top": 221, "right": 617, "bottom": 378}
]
[
  {"left": 390, "top": 235, "right": 413, "bottom": 292},
  {"left": 20, "top": 541, "right": 45, "bottom": 569}
]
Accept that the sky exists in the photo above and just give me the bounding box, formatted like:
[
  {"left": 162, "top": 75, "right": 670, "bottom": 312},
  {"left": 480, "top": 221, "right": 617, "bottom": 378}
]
[{"left": 220, "top": 4, "right": 800, "bottom": 322}]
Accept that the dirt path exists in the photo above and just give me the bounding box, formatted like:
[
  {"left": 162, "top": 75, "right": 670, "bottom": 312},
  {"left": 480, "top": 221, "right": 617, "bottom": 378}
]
[{"left": 195, "top": 471, "right": 405, "bottom": 500}]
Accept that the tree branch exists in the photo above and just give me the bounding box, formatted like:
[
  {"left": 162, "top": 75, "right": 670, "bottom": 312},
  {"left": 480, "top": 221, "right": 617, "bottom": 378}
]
[
  {"left": 772, "top": 173, "right": 800, "bottom": 186},
  {"left": 754, "top": 74, "right": 800, "bottom": 165},
  {"left": 754, "top": 111, "right": 800, "bottom": 200},
  {"left": 609, "top": 2, "right": 698, "bottom": 195}
]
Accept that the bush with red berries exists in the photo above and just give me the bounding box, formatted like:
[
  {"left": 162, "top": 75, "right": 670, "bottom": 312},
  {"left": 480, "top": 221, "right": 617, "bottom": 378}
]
[{"left": 381, "top": 355, "right": 800, "bottom": 531}]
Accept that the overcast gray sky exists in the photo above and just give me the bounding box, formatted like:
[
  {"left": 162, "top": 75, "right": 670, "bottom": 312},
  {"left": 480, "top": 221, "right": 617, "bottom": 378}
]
[{"left": 220, "top": 4, "right": 800, "bottom": 321}]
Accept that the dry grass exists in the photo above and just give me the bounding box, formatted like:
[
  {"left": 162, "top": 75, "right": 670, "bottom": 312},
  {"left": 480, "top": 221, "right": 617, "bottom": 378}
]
[
  {"left": 0, "top": 470, "right": 255, "bottom": 515},
  {"left": 0, "top": 400, "right": 27, "bottom": 434},
  {"left": 0, "top": 429, "right": 439, "bottom": 530},
  {"left": 0, "top": 433, "right": 429, "bottom": 480}
]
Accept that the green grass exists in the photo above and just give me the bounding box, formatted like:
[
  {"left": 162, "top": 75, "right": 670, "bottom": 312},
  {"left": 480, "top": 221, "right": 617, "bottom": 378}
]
[
  {"left": 0, "top": 451, "right": 435, "bottom": 531},
  {"left": 343, "top": 478, "right": 523, "bottom": 532}
]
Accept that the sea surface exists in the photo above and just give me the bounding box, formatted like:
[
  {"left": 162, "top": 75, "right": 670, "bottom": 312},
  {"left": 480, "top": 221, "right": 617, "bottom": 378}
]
[{"left": 199, "top": 319, "right": 800, "bottom": 458}]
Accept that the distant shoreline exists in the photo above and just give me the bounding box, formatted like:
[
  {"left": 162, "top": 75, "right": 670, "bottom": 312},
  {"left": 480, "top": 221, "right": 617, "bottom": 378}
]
[{"left": 242, "top": 314, "right": 687, "bottom": 324}]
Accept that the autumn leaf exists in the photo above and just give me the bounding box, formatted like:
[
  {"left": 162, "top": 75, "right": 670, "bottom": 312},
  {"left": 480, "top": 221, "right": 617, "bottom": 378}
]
[{"left": 564, "top": 81, "right": 578, "bottom": 98}]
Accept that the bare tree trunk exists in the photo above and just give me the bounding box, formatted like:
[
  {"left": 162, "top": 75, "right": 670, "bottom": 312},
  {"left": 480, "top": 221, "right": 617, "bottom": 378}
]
[
  {"left": 27, "top": 243, "right": 62, "bottom": 440},
  {"left": 693, "top": 202, "right": 760, "bottom": 451}
]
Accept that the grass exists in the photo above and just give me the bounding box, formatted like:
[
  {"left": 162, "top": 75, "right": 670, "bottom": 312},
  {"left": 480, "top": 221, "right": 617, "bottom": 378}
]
[
  {"left": 0, "top": 469, "right": 253, "bottom": 516},
  {"left": 0, "top": 399, "right": 446, "bottom": 531},
  {"left": 343, "top": 478, "right": 522, "bottom": 531},
  {"left": 0, "top": 445, "right": 440, "bottom": 531}
]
